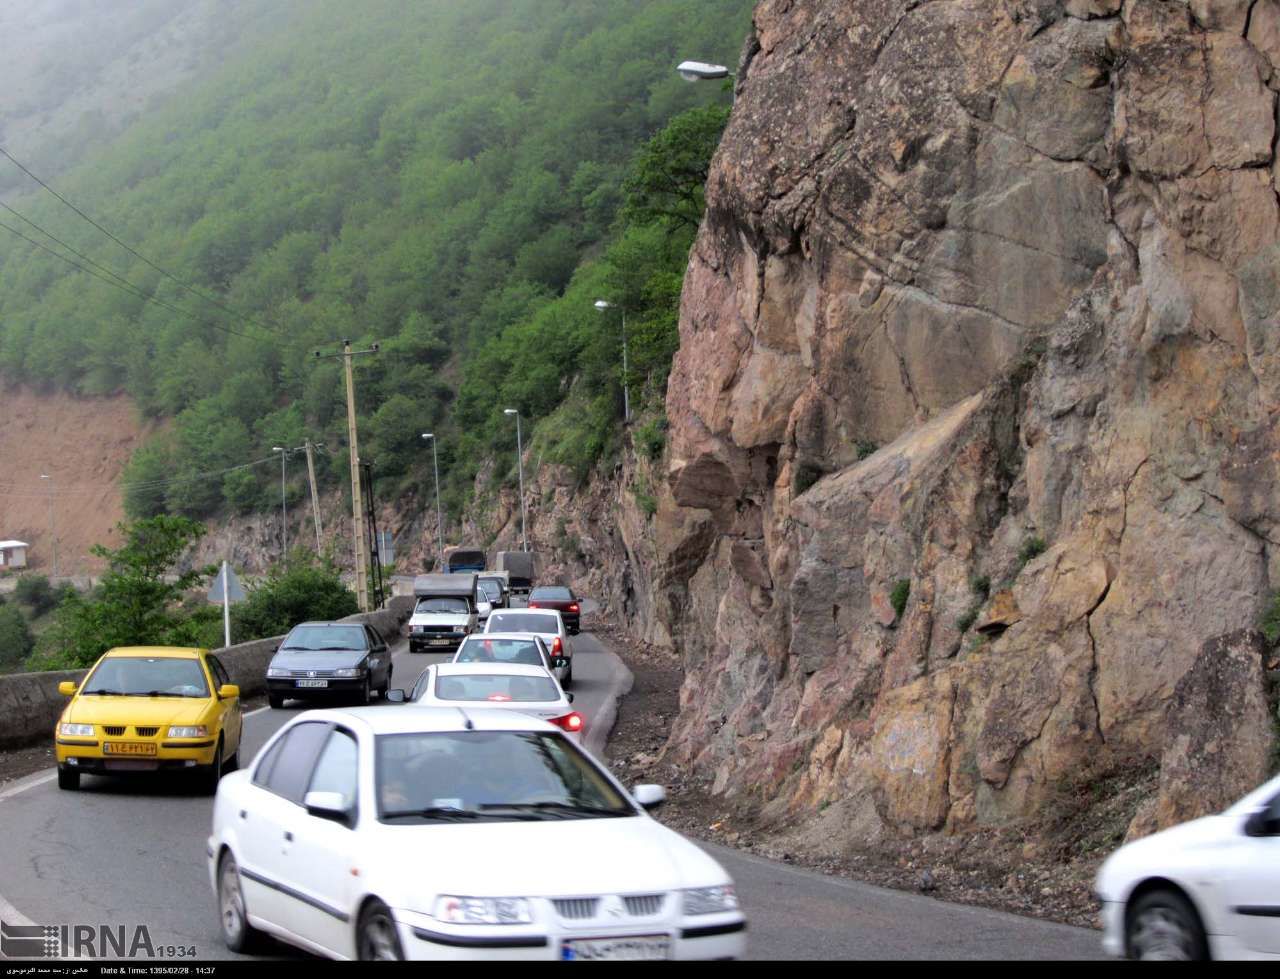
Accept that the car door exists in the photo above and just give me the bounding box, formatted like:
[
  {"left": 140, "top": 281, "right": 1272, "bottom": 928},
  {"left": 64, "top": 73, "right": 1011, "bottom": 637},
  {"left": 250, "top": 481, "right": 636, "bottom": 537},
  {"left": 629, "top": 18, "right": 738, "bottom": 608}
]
[
  {"left": 206, "top": 655, "right": 241, "bottom": 755},
  {"left": 281, "top": 726, "right": 363, "bottom": 956},
  {"left": 1225, "top": 790, "right": 1280, "bottom": 954},
  {"left": 364, "top": 627, "right": 389, "bottom": 688},
  {"left": 238, "top": 721, "right": 331, "bottom": 939}
]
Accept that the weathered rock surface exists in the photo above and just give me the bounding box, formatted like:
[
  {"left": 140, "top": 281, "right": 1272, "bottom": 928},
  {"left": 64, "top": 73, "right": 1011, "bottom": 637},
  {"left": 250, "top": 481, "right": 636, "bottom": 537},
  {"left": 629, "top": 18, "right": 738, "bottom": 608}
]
[{"left": 657, "top": 0, "right": 1280, "bottom": 848}]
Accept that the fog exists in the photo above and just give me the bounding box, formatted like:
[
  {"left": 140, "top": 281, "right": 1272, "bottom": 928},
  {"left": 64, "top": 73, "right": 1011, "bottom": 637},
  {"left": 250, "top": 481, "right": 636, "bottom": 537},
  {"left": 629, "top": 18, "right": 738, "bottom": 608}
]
[{"left": 0, "top": 0, "right": 254, "bottom": 197}]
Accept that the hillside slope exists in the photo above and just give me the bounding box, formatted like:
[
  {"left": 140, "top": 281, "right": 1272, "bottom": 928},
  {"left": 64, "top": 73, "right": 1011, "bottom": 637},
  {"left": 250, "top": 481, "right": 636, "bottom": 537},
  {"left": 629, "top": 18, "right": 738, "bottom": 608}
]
[{"left": 655, "top": 0, "right": 1280, "bottom": 870}]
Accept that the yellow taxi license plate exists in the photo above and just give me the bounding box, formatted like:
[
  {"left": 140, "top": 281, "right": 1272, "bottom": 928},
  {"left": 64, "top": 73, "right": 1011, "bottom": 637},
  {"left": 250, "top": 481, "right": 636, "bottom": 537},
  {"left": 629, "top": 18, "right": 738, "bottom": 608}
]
[{"left": 103, "top": 742, "right": 157, "bottom": 756}]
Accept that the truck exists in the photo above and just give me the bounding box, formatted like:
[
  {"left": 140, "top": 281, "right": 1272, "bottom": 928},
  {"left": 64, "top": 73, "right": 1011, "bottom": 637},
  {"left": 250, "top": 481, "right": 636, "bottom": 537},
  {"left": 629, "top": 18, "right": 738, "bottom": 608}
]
[
  {"left": 495, "top": 551, "right": 537, "bottom": 600},
  {"left": 444, "top": 546, "right": 487, "bottom": 574},
  {"left": 408, "top": 573, "right": 479, "bottom": 653}
]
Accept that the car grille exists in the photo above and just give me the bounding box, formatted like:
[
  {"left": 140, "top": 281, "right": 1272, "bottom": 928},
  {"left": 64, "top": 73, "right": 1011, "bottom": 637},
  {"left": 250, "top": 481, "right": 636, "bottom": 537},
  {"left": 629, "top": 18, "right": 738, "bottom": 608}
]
[
  {"left": 103, "top": 726, "right": 126, "bottom": 737},
  {"left": 552, "top": 898, "right": 599, "bottom": 920},
  {"left": 415, "top": 626, "right": 462, "bottom": 634},
  {"left": 289, "top": 669, "right": 337, "bottom": 678},
  {"left": 134, "top": 727, "right": 160, "bottom": 738},
  {"left": 623, "top": 894, "right": 665, "bottom": 916}
]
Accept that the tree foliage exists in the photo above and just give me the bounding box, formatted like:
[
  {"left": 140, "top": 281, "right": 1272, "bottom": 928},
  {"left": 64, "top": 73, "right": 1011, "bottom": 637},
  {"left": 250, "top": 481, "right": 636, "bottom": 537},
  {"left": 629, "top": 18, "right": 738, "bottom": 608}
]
[
  {"left": 0, "top": 605, "right": 35, "bottom": 669},
  {"left": 231, "top": 549, "right": 360, "bottom": 640}
]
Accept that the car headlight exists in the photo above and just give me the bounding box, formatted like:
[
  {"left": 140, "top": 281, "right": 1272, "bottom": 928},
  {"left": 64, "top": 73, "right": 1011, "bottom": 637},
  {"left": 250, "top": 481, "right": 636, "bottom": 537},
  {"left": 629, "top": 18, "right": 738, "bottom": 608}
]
[
  {"left": 412, "top": 625, "right": 424, "bottom": 634},
  {"left": 167, "top": 726, "right": 209, "bottom": 738},
  {"left": 681, "top": 885, "right": 738, "bottom": 916},
  {"left": 433, "top": 896, "right": 532, "bottom": 925},
  {"left": 267, "top": 667, "right": 289, "bottom": 678},
  {"left": 59, "top": 723, "right": 94, "bottom": 737},
  {"left": 333, "top": 665, "right": 367, "bottom": 678}
]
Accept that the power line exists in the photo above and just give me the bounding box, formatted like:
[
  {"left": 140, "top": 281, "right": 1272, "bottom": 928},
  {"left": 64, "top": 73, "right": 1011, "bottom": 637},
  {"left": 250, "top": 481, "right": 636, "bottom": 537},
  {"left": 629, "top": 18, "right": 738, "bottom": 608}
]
[
  {"left": 0, "top": 454, "right": 283, "bottom": 499},
  {"left": 0, "top": 218, "right": 271, "bottom": 346},
  {"left": 0, "top": 144, "right": 283, "bottom": 341}
]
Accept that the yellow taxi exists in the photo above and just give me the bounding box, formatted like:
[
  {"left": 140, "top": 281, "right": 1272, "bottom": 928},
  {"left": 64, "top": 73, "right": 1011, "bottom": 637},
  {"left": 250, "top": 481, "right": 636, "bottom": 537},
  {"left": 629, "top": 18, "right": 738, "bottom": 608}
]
[{"left": 54, "top": 646, "right": 243, "bottom": 793}]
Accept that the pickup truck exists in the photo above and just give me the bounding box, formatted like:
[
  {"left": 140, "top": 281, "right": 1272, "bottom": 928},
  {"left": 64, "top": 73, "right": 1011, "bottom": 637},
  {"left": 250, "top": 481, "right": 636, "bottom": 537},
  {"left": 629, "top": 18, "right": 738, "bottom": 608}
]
[{"left": 408, "top": 573, "right": 479, "bottom": 653}]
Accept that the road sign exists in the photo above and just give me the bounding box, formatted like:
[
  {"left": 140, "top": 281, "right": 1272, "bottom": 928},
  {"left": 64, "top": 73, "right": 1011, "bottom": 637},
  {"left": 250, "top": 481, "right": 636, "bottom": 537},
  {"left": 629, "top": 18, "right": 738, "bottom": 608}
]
[
  {"left": 207, "top": 562, "right": 246, "bottom": 604},
  {"left": 377, "top": 531, "right": 394, "bottom": 565}
]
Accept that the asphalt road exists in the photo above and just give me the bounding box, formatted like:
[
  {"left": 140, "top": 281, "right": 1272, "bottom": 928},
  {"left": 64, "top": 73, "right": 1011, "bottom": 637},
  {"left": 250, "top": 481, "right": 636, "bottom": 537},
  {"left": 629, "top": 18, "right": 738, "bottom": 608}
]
[{"left": 0, "top": 612, "right": 1105, "bottom": 961}]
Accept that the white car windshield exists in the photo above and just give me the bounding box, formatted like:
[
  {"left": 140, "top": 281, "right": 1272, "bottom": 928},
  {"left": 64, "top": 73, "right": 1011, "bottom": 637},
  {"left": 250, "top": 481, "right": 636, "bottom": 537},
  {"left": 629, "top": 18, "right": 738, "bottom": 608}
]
[
  {"left": 376, "top": 730, "right": 633, "bottom": 822},
  {"left": 489, "top": 612, "right": 559, "bottom": 634},
  {"left": 433, "top": 672, "right": 560, "bottom": 702},
  {"left": 416, "top": 597, "right": 469, "bottom": 614},
  {"left": 454, "top": 637, "right": 544, "bottom": 667}
]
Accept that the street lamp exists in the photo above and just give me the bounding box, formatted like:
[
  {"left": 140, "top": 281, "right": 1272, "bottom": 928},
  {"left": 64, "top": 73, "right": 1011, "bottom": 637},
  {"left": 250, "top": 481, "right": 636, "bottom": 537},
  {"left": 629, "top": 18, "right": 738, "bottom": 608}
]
[
  {"left": 594, "top": 299, "right": 631, "bottom": 423},
  {"left": 676, "top": 60, "right": 732, "bottom": 81},
  {"left": 503, "top": 409, "right": 528, "bottom": 552},
  {"left": 39, "top": 474, "right": 57, "bottom": 578},
  {"left": 421, "top": 433, "right": 444, "bottom": 571}
]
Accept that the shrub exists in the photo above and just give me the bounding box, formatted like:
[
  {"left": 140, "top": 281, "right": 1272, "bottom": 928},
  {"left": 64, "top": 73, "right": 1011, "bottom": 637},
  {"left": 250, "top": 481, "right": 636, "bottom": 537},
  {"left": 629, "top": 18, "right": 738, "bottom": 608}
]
[
  {"left": 855, "top": 440, "right": 878, "bottom": 461},
  {"left": 14, "top": 574, "right": 58, "bottom": 616},
  {"left": 634, "top": 418, "right": 667, "bottom": 461},
  {"left": 970, "top": 574, "right": 991, "bottom": 600},
  {"left": 956, "top": 604, "right": 981, "bottom": 633},
  {"left": 233, "top": 549, "right": 360, "bottom": 642},
  {"left": 1018, "top": 535, "right": 1047, "bottom": 567},
  {"left": 890, "top": 579, "right": 911, "bottom": 621},
  {"left": 1261, "top": 591, "right": 1280, "bottom": 645},
  {"left": 794, "top": 462, "right": 824, "bottom": 496},
  {"left": 0, "top": 605, "right": 34, "bottom": 668}
]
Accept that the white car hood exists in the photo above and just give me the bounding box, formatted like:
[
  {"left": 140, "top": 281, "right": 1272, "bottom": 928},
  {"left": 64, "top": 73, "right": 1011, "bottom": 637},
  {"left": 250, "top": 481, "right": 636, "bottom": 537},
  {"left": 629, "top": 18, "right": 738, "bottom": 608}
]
[
  {"left": 374, "top": 816, "right": 727, "bottom": 898},
  {"left": 1096, "top": 813, "right": 1237, "bottom": 896}
]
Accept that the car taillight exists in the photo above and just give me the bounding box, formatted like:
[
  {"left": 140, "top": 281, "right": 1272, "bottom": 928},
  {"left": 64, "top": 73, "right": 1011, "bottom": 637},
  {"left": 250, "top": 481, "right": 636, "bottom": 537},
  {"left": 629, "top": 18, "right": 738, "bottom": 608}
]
[
  {"left": 568, "top": 604, "right": 579, "bottom": 612},
  {"left": 528, "top": 602, "right": 541, "bottom": 608},
  {"left": 552, "top": 636, "right": 563, "bottom": 655},
  {"left": 549, "top": 712, "right": 584, "bottom": 732}
]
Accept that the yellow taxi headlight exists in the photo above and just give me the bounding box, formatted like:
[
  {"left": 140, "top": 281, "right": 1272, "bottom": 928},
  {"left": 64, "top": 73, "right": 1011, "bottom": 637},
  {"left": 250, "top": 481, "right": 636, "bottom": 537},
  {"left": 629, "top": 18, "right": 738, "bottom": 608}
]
[
  {"left": 166, "top": 725, "right": 209, "bottom": 738},
  {"left": 59, "top": 723, "right": 94, "bottom": 737}
]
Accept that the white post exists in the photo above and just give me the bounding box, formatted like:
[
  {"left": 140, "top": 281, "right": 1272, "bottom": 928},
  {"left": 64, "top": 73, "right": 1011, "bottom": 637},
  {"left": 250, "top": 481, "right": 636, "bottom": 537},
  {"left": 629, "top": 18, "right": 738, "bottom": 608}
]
[{"left": 221, "top": 561, "right": 231, "bottom": 649}]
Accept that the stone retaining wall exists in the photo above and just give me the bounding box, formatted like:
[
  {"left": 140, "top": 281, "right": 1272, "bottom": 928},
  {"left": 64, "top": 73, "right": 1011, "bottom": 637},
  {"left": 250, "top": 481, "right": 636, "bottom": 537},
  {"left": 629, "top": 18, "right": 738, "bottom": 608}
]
[{"left": 0, "top": 595, "right": 414, "bottom": 751}]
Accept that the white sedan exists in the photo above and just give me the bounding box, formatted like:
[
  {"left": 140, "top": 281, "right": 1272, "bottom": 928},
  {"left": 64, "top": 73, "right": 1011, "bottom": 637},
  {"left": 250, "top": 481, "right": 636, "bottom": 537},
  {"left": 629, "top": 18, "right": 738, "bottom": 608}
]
[
  {"left": 395, "top": 662, "right": 581, "bottom": 744},
  {"left": 485, "top": 608, "right": 573, "bottom": 688},
  {"left": 208, "top": 707, "right": 747, "bottom": 960},
  {"left": 451, "top": 631, "right": 568, "bottom": 686},
  {"left": 1095, "top": 772, "right": 1280, "bottom": 960}
]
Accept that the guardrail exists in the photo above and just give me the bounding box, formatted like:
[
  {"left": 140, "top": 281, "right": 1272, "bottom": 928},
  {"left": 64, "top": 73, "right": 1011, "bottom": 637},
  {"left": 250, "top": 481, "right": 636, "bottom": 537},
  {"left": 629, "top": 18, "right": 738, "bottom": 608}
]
[{"left": 0, "top": 596, "right": 415, "bottom": 751}]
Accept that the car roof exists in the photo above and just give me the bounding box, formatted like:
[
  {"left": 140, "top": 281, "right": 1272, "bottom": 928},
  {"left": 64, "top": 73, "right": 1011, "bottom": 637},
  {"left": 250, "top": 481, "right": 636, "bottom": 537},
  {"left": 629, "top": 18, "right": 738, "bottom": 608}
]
[
  {"left": 490, "top": 607, "right": 562, "bottom": 619},
  {"left": 436, "top": 662, "right": 556, "bottom": 678},
  {"left": 462, "top": 632, "right": 544, "bottom": 642},
  {"left": 294, "top": 705, "right": 558, "bottom": 735},
  {"left": 292, "top": 621, "right": 366, "bottom": 628},
  {"left": 103, "top": 646, "right": 205, "bottom": 659}
]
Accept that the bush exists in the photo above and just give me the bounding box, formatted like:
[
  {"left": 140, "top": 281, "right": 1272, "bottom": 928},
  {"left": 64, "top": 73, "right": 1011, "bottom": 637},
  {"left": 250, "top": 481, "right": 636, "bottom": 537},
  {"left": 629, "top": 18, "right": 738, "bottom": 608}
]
[
  {"left": 855, "top": 440, "right": 878, "bottom": 461},
  {"left": 14, "top": 574, "right": 58, "bottom": 616},
  {"left": 956, "top": 604, "right": 981, "bottom": 633},
  {"left": 634, "top": 418, "right": 667, "bottom": 461},
  {"left": 890, "top": 579, "right": 911, "bottom": 621},
  {"left": 0, "top": 605, "right": 34, "bottom": 668},
  {"left": 232, "top": 549, "right": 359, "bottom": 641},
  {"left": 1018, "top": 536, "right": 1047, "bottom": 567},
  {"left": 1259, "top": 592, "right": 1280, "bottom": 646},
  {"left": 794, "top": 462, "right": 825, "bottom": 496},
  {"left": 970, "top": 574, "right": 991, "bottom": 600}
]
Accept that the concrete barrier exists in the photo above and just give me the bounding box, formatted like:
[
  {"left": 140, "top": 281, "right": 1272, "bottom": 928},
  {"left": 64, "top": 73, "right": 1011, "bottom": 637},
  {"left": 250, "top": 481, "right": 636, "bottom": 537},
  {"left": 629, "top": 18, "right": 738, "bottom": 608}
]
[{"left": 0, "top": 595, "right": 416, "bottom": 752}]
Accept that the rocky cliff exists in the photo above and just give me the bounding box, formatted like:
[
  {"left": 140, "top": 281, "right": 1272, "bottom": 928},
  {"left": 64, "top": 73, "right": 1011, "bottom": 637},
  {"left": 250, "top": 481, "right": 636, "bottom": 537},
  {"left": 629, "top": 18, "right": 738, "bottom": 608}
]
[{"left": 657, "top": 0, "right": 1280, "bottom": 849}]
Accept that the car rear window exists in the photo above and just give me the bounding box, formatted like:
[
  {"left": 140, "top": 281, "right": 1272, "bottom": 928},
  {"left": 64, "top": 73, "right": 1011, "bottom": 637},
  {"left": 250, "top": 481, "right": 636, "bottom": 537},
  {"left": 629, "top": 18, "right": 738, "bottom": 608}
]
[
  {"left": 488, "top": 612, "right": 559, "bottom": 634},
  {"left": 455, "top": 638, "right": 544, "bottom": 667},
  {"left": 532, "top": 587, "right": 572, "bottom": 600},
  {"left": 281, "top": 625, "right": 367, "bottom": 651},
  {"left": 433, "top": 673, "right": 560, "bottom": 703}
]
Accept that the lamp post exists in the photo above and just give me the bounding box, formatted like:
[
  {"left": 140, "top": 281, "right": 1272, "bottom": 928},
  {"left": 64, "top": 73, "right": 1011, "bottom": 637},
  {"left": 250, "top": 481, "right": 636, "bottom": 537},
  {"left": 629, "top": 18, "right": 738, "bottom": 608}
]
[
  {"left": 594, "top": 299, "right": 630, "bottom": 423},
  {"left": 39, "top": 473, "right": 56, "bottom": 578},
  {"left": 503, "top": 409, "right": 528, "bottom": 552},
  {"left": 676, "top": 59, "right": 735, "bottom": 101},
  {"left": 421, "top": 433, "right": 444, "bottom": 571}
]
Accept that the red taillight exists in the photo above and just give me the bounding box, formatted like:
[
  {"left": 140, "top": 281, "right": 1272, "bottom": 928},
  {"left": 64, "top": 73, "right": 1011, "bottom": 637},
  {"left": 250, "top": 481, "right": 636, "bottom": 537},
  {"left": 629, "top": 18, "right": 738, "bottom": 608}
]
[
  {"left": 568, "top": 604, "right": 579, "bottom": 612},
  {"left": 550, "top": 712, "right": 584, "bottom": 732},
  {"left": 552, "top": 636, "right": 563, "bottom": 655},
  {"left": 486, "top": 693, "right": 512, "bottom": 702},
  {"left": 528, "top": 602, "right": 541, "bottom": 608}
]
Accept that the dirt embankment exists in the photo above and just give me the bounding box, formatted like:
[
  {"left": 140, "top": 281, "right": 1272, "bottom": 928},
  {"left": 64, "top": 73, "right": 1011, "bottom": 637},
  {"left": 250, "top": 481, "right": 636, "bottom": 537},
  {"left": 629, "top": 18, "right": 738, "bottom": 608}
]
[{"left": 0, "top": 386, "right": 156, "bottom": 577}]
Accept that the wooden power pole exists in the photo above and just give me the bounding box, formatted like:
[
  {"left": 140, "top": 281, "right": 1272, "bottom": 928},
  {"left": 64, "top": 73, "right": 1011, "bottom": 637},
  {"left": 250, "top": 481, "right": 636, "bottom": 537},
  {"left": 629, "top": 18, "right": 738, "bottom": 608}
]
[{"left": 304, "top": 439, "right": 323, "bottom": 554}]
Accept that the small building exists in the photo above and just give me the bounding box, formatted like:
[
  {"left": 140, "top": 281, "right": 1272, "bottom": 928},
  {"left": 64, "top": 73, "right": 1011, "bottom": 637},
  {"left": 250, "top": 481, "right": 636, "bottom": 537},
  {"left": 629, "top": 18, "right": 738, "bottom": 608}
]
[{"left": 0, "top": 541, "right": 29, "bottom": 571}]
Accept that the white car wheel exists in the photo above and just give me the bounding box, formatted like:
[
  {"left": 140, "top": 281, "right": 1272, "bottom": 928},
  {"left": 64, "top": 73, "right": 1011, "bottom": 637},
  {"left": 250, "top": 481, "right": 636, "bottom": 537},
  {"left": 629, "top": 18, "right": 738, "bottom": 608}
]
[{"left": 1127, "top": 890, "right": 1208, "bottom": 961}]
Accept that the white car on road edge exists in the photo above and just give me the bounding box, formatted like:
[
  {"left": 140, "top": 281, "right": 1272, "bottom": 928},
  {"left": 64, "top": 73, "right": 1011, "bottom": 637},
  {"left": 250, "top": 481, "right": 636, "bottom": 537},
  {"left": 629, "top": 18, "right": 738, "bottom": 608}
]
[
  {"left": 1095, "top": 772, "right": 1280, "bottom": 960},
  {"left": 209, "top": 706, "right": 746, "bottom": 960}
]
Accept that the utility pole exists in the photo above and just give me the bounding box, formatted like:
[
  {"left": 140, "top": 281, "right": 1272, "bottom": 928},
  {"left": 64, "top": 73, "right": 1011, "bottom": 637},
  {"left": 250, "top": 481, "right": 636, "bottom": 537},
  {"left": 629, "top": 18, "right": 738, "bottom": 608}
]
[
  {"left": 504, "top": 408, "right": 528, "bottom": 552},
  {"left": 39, "top": 474, "right": 57, "bottom": 578},
  {"left": 304, "top": 439, "right": 324, "bottom": 554},
  {"left": 272, "top": 446, "right": 289, "bottom": 557},
  {"left": 422, "top": 433, "right": 444, "bottom": 571},
  {"left": 316, "top": 339, "right": 380, "bottom": 611}
]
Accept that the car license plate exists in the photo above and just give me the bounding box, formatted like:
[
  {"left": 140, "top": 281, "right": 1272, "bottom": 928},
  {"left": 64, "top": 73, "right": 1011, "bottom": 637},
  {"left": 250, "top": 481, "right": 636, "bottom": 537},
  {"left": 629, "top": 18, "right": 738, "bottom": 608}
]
[
  {"left": 296, "top": 679, "right": 329, "bottom": 688},
  {"left": 102, "top": 742, "right": 157, "bottom": 756},
  {"left": 561, "top": 936, "right": 670, "bottom": 961},
  {"left": 428, "top": 639, "right": 452, "bottom": 646}
]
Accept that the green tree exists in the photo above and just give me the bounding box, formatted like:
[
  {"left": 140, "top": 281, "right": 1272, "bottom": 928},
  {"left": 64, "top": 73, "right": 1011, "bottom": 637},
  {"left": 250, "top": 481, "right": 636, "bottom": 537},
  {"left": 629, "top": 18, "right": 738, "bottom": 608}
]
[
  {"left": 14, "top": 573, "right": 58, "bottom": 616},
  {"left": 30, "top": 516, "right": 215, "bottom": 669},
  {"left": 621, "top": 104, "right": 731, "bottom": 231}
]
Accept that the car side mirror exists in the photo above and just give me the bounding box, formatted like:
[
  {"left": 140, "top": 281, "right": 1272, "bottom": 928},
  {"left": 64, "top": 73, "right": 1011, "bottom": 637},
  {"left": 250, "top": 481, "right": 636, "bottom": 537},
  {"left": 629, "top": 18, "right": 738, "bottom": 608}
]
[
  {"left": 632, "top": 784, "right": 666, "bottom": 811},
  {"left": 566, "top": 692, "right": 575, "bottom": 704},
  {"left": 385, "top": 689, "right": 407, "bottom": 704},
  {"left": 58, "top": 681, "right": 78, "bottom": 696},
  {"left": 304, "top": 791, "right": 352, "bottom": 825},
  {"left": 218, "top": 684, "right": 240, "bottom": 700},
  {"left": 1245, "top": 798, "right": 1280, "bottom": 837}
]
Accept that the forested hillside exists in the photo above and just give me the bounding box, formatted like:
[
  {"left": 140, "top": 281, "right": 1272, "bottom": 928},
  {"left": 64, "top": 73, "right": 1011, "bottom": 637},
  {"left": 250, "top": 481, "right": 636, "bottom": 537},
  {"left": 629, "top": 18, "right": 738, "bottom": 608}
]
[{"left": 0, "top": 0, "right": 751, "bottom": 520}]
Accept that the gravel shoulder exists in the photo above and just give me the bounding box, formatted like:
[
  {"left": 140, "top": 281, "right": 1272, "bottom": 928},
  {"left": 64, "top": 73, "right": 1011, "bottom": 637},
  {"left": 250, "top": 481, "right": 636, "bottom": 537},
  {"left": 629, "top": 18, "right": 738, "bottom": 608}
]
[{"left": 596, "top": 618, "right": 1116, "bottom": 932}]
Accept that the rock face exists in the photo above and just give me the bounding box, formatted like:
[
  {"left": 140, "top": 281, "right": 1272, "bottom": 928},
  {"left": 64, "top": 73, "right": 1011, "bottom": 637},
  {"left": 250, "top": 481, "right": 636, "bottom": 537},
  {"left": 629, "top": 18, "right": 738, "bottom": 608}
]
[{"left": 658, "top": 0, "right": 1280, "bottom": 843}]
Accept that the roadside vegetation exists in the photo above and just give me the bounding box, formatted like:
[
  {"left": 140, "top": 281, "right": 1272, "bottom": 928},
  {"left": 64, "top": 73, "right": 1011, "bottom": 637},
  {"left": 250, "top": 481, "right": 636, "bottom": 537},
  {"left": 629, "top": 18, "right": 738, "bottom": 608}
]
[{"left": 0, "top": 0, "right": 750, "bottom": 523}]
